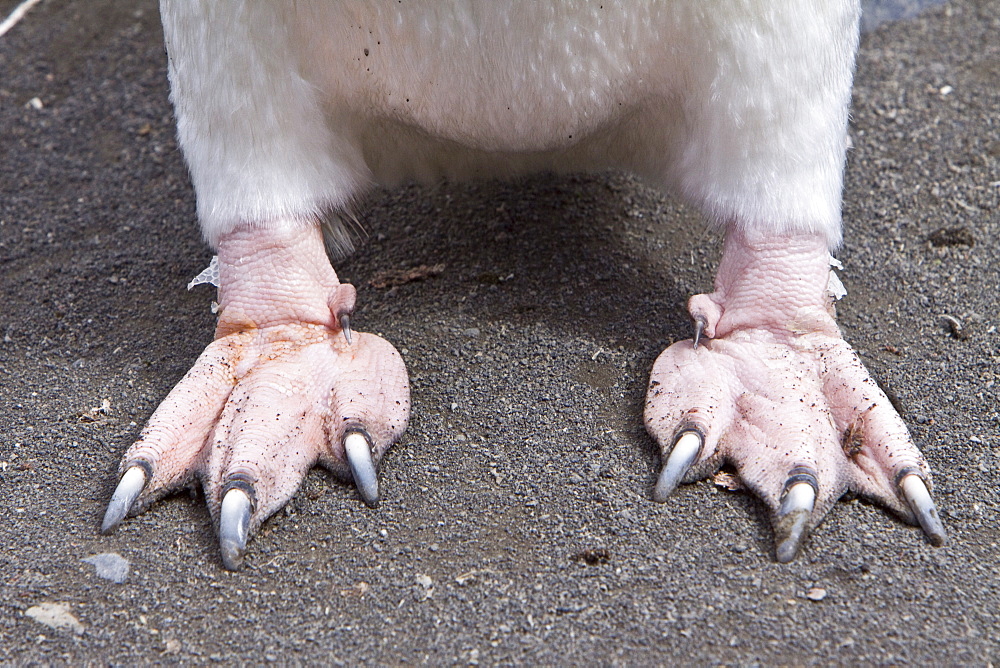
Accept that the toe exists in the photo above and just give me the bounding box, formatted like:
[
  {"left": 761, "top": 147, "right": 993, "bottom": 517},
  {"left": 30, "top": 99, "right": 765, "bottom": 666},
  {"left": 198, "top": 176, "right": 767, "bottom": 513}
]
[
  {"left": 196, "top": 330, "right": 410, "bottom": 567},
  {"left": 723, "top": 420, "right": 836, "bottom": 562},
  {"left": 203, "top": 351, "right": 328, "bottom": 532},
  {"left": 319, "top": 332, "right": 410, "bottom": 498},
  {"left": 645, "top": 339, "right": 739, "bottom": 491},
  {"left": 327, "top": 332, "right": 410, "bottom": 448},
  {"left": 821, "top": 341, "right": 935, "bottom": 522},
  {"left": 107, "top": 337, "right": 240, "bottom": 524}
]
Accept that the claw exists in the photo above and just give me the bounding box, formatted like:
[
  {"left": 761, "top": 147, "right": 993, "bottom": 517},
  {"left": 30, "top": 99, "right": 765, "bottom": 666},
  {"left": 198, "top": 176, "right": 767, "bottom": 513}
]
[
  {"left": 219, "top": 487, "right": 253, "bottom": 570},
  {"left": 899, "top": 473, "right": 947, "bottom": 546},
  {"left": 774, "top": 474, "right": 817, "bottom": 563},
  {"left": 101, "top": 465, "right": 147, "bottom": 534},
  {"left": 345, "top": 431, "right": 379, "bottom": 507},
  {"left": 652, "top": 430, "right": 703, "bottom": 502},
  {"left": 693, "top": 317, "right": 706, "bottom": 350},
  {"left": 340, "top": 314, "right": 353, "bottom": 345}
]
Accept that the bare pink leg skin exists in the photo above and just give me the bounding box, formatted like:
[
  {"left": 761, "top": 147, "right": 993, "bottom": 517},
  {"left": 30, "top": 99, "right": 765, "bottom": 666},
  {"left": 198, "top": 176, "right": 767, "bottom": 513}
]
[
  {"left": 106, "top": 225, "right": 409, "bottom": 568},
  {"left": 645, "top": 229, "right": 944, "bottom": 561}
]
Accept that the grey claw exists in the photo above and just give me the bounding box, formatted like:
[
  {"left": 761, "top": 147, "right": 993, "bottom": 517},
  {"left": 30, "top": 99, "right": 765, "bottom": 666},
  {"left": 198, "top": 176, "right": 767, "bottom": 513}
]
[
  {"left": 101, "top": 466, "right": 147, "bottom": 534},
  {"left": 340, "top": 314, "right": 353, "bottom": 345},
  {"left": 345, "top": 431, "right": 379, "bottom": 507},
  {"left": 219, "top": 488, "right": 252, "bottom": 570},
  {"left": 900, "top": 473, "right": 947, "bottom": 546},
  {"left": 774, "top": 480, "right": 816, "bottom": 563},
  {"left": 693, "top": 317, "right": 706, "bottom": 349},
  {"left": 652, "top": 430, "right": 703, "bottom": 502}
]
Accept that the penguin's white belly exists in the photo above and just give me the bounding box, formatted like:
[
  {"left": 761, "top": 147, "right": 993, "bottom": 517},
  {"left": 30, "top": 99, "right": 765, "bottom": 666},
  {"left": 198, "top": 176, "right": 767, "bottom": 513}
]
[
  {"left": 303, "top": 3, "right": 668, "bottom": 150},
  {"left": 163, "top": 0, "right": 856, "bottom": 245},
  {"left": 292, "top": 2, "right": 685, "bottom": 183}
]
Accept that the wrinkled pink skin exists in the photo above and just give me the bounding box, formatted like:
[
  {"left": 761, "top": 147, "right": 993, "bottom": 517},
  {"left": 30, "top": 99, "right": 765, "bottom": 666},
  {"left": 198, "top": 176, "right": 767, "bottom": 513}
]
[
  {"left": 116, "top": 223, "right": 932, "bottom": 559},
  {"left": 117, "top": 225, "right": 409, "bottom": 533},
  {"left": 645, "top": 229, "right": 930, "bottom": 527}
]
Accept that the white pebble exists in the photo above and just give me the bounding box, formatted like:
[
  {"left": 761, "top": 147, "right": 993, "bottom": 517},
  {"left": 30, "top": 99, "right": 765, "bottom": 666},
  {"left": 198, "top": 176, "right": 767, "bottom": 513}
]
[
  {"left": 82, "top": 552, "right": 130, "bottom": 584},
  {"left": 25, "top": 603, "right": 84, "bottom": 634},
  {"left": 806, "top": 587, "right": 827, "bottom": 601}
]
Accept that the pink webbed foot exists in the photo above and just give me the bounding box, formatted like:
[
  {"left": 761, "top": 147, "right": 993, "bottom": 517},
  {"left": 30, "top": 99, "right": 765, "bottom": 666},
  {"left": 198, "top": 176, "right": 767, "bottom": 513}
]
[
  {"left": 102, "top": 226, "right": 409, "bottom": 569},
  {"left": 645, "top": 230, "right": 946, "bottom": 562}
]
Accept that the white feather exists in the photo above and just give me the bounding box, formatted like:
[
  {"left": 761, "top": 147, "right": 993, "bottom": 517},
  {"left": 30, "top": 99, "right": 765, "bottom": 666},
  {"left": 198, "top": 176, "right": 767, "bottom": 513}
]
[{"left": 160, "top": 0, "right": 860, "bottom": 249}]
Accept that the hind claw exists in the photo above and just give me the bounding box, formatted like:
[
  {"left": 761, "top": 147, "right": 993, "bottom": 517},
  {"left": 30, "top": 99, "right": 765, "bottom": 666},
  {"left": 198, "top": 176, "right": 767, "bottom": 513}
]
[
  {"left": 340, "top": 314, "right": 353, "bottom": 345},
  {"left": 692, "top": 317, "right": 706, "bottom": 349}
]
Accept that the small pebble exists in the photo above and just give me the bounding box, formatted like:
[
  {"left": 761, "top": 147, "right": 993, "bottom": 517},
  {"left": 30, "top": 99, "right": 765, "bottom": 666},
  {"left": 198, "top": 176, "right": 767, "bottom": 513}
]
[
  {"left": 83, "top": 552, "right": 129, "bottom": 584},
  {"left": 806, "top": 587, "right": 827, "bottom": 601},
  {"left": 25, "top": 603, "right": 84, "bottom": 634},
  {"left": 415, "top": 574, "right": 434, "bottom": 601}
]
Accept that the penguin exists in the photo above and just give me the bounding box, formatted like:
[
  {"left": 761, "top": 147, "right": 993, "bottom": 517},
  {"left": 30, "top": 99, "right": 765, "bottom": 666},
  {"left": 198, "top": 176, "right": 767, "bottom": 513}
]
[{"left": 102, "top": 0, "right": 945, "bottom": 569}]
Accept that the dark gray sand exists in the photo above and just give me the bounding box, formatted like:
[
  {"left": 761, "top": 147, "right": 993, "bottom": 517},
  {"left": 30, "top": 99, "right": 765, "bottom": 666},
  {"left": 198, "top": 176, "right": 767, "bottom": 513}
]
[{"left": 1, "top": 0, "right": 997, "bottom": 663}]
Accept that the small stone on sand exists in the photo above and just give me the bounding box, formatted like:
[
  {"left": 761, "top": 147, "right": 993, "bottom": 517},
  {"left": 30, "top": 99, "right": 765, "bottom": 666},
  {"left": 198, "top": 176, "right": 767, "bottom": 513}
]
[
  {"left": 83, "top": 552, "right": 130, "bottom": 584},
  {"left": 25, "top": 602, "right": 84, "bottom": 634},
  {"left": 806, "top": 587, "right": 828, "bottom": 601}
]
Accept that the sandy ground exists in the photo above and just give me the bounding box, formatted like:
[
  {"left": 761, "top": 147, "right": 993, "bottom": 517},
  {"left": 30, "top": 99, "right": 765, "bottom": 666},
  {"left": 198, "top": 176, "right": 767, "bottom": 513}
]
[{"left": 1, "top": 0, "right": 997, "bottom": 663}]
